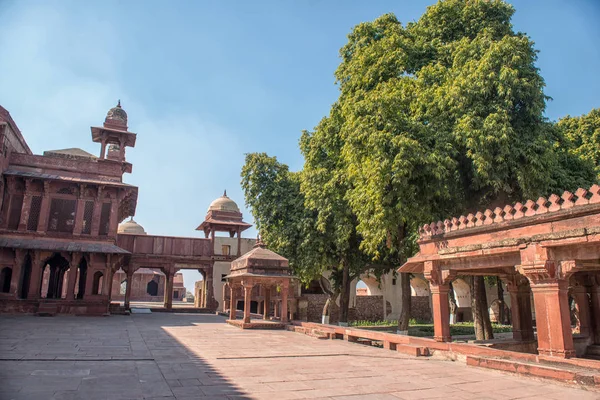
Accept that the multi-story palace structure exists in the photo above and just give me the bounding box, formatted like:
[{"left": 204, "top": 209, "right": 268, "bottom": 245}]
[{"left": 0, "top": 103, "right": 254, "bottom": 315}]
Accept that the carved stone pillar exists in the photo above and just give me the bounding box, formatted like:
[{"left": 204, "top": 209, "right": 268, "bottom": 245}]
[
  {"left": 90, "top": 187, "right": 104, "bottom": 236},
  {"left": 205, "top": 266, "right": 216, "bottom": 310},
  {"left": 504, "top": 274, "right": 535, "bottom": 341},
  {"left": 18, "top": 187, "right": 33, "bottom": 231},
  {"left": 229, "top": 284, "right": 237, "bottom": 320},
  {"left": 263, "top": 285, "right": 271, "bottom": 320},
  {"left": 243, "top": 282, "right": 254, "bottom": 323},
  {"left": 107, "top": 196, "right": 119, "bottom": 237},
  {"left": 590, "top": 280, "right": 600, "bottom": 345},
  {"left": 28, "top": 252, "right": 44, "bottom": 300},
  {"left": 10, "top": 250, "right": 26, "bottom": 298},
  {"left": 65, "top": 253, "right": 80, "bottom": 301},
  {"left": 124, "top": 269, "right": 134, "bottom": 309},
  {"left": 222, "top": 282, "right": 229, "bottom": 312},
  {"left": 424, "top": 261, "right": 452, "bottom": 342},
  {"left": 518, "top": 246, "right": 575, "bottom": 358},
  {"left": 72, "top": 186, "right": 86, "bottom": 236},
  {"left": 37, "top": 182, "right": 51, "bottom": 233},
  {"left": 571, "top": 282, "right": 592, "bottom": 337},
  {"left": 281, "top": 281, "right": 289, "bottom": 323},
  {"left": 164, "top": 270, "right": 174, "bottom": 310}
]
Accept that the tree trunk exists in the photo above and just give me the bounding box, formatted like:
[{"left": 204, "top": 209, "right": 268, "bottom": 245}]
[
  {"left": 470, "top": 276, "right": 485, "bottom": 341},
  {"left": 475, "top": 276, "right": 494, "bottom": 340},
  {"left": 449, "top": 281, "right": 458, "bottom": 324},
  {"left": 397, "top": 273, "right": 412, "bottom": 333},
  {"left": 319, "top": 275, "right": 338, "bottom": 324},
  {"left": 338, "top": 260, "right": 351, "bottom": 325},
  {"left": 496, "top": 277, "right": 505, "bottom": 325}
]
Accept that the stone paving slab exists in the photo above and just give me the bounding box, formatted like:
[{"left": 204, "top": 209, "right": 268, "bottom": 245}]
[{"left": 0, "top": 313, "right": 599, "bottom": 399}]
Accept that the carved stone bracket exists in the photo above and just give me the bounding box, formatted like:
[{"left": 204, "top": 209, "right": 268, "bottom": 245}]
[{"left": 423, "top": 261, "right": 456, "bottom": 286}]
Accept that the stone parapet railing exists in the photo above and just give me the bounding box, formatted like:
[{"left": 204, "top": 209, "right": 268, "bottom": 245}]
[{"left": 419, "top": 184, "right": 600, "bottom": 240}]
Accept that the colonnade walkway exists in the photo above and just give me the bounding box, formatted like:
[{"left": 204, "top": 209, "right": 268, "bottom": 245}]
[{"left": 0, "top": 313, "right": 598, "bottom": 399}]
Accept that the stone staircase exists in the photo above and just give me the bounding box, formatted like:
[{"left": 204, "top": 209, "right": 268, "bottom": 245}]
[
  {"left": 36, "top": 302, "right": 58, "bottom": 316},
  {"left": 109, "top": 303, "right": 130, "bottom": 315}
]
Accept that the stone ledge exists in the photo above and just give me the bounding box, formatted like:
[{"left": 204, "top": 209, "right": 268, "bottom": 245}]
[{"left": 467, "top": 356, "right": 600, "bottom": 387}]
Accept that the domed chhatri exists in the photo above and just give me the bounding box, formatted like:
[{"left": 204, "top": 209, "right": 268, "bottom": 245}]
[
  {"left": 196, "top": 190, "right": 251, "bottom": 240},
  {"left": 117, "top": 217, "right": 147, "bottom": 235},
  {"left": 208, "top": 190, "right": 240, "bottom": 213},
  {"left": 104, "top": 100, "right": 128, "bottom": 130}
]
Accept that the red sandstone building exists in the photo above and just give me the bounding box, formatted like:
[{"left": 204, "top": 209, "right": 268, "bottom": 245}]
[{"left": 0, "top": 103, "right": 250, "bottom": 315}]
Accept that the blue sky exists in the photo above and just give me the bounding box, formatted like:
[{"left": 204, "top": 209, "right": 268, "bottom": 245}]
[{"left": 1, "top": 0, "right": 599, "bottom": 289}]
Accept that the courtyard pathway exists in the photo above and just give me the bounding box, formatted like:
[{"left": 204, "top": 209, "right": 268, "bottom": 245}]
[{"left": 0, "top": 313, "right": 598, "bottom": 400}]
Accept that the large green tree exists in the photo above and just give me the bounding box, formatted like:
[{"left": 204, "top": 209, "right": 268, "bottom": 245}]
[
  {"left": 241, "top": 153, "right": 367, "bottom": 323},
  {"left": 319, "top": 0, "right": 588, "bottom": 332}
]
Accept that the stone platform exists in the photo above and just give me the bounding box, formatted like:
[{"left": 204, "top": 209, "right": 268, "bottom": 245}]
[
  {"left": 226, "top": 318, "right": 287, "bottom": 330},
  {"left": 0, "top": 313, "right": 598, "bottom": 399}
]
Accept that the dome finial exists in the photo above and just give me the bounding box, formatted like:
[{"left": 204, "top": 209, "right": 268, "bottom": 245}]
[
  {"left": 254, "top": 232, "right": 266, "bottom": 248},
  {"left": 117, "top": 99, "right": 121, "bottom": 108},
  {"left": 223, "top": 189, "right": 227, "bottom": 197}
]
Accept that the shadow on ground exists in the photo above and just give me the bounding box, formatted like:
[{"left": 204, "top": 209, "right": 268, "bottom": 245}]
[{"left": 0, "top": 313, "right": 250, "bottom": 400}]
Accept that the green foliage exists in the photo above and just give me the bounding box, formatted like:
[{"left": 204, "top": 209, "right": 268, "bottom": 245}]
[
  {"left": 317, "top": 0, "right": 596, "bottom": 262},
  {"left": 240, "top": 153, "right": 325, "bottom": 284},
  {"left": 557, "top": 109, "right": 600, "bottom": 183}
]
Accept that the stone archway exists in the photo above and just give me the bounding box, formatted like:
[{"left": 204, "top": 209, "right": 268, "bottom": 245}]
[{"left": 41, "top": 253, "right": 70, "bottom": 299}]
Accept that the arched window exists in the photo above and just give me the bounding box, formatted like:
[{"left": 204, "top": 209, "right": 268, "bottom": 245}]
[
  {"left": 92, "top": 271, "right": 104, "bottom": 295},
  {"left": 120, "top": 280, "right": 127, "bottom": 295},
  {"left": 0, "top": 267, "right": 12, "bottom": 293},
  {"left": 146, "top": 280, "right": 158, "bottom": 296}
]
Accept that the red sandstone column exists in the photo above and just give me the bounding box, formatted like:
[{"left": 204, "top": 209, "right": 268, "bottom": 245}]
[
  {"left": 590, "top": 279, "right": 600, "bottom": 345},
  {"left": 164, "top": 271, "right": 174, "bottom": 310},
  {"left": 90, "top": 188, "right": 104, "bottom": 236},
  {"left": 571, "top": 285, "right": 592, "bottom": 337},
  {"left": 124, "top": 269, "right": 134, "bottom": 309},
  {"left": 222, "top": 283, "right": 229, "bottom": 313},
  {"left": 10, "top": 251, "right": 25, "bottom": 298},
  {"left": 430, "top": 283, "right": 451, "bottom": 342},
  {"left": 17, "top": 192, "right": 33, "bottom": 231},
  {"left": 205, "top": 267, "right": 216, "bottom": 310},
  {"left": 37, "top": 182, "right": 51, "bottom": 233},
  {"left": 263, "top": 285, "right": 271, "bottom": 320},
  {"left": 506, "top": 278, "right": 535, "bottom": 341},
  {"left": 281, "top": 281, "right": 289, "bottom": 323},
  {"left": 530, "top": 280, "right": 575, "bottom": 358},
  {"left": 243, "top": 283, "right": 253, "bottom": 323},
  {"left": 107, "top": 197, "right": 119, "bottom": 236},
  {"left": 27, "top": 252, "right": 43, "bottom": 300},
  {"left": 72, "top": 194, "right": 86, "bottom": 236},
  {"left": 229, "top": 285, "right": 237, "bottom": 320},
  {"left": 65, "top": 254, "right": 79, "bottom": 301}
]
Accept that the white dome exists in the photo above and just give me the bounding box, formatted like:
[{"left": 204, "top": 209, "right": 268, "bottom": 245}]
[
  {"left": 118, "top": 218, "right": 147, "bottom": 234},
  {"left": 208, "top": 191, "right": 240, "bottom": 212}
]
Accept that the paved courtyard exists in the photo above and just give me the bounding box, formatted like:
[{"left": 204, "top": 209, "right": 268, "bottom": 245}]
[{"left": 0, "top": 313, "right": 598, "bottom": 400}]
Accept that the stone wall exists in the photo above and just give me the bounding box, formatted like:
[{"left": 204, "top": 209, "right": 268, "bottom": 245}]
[
  {"left": 301, "top": 294, "right": 393, "bottom": 324},
  {"left": 410, "top": 296, "right": 432, "bottom": 323}
]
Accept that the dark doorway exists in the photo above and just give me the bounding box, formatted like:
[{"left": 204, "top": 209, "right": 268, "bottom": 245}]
[
  {"left": 19, "top": 254, "right": 32, "bottom": 299},
  {"left": 237, "top": 301, "right": 258, "bottom": 313},
  {"left": 147, "top": 280, "right": 158, "bottom": 296},
  {"left": 0, "top": 267, "right": 12, "bottom": 293}
]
